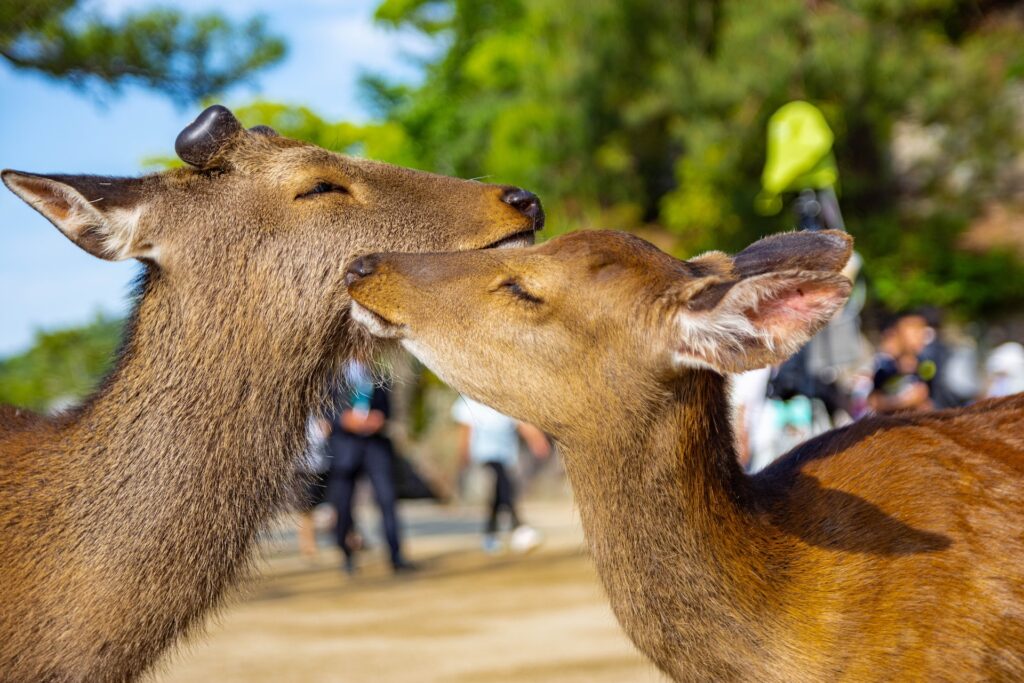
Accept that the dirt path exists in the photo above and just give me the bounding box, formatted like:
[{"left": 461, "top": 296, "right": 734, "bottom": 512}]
[{"left": 150, "top": 502, "right": 663, "bottom": 683}]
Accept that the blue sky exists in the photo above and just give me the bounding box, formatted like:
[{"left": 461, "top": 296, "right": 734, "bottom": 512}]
[{"left": 0, "top": 0, "right": 433, "bottom": 356}]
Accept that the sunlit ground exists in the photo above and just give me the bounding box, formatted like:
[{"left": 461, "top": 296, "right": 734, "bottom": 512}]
[{"left": 151, "top": 500, "right": 663, "bottom": 683}]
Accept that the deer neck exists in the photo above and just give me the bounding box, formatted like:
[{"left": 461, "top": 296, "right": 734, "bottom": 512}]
[
  {"left": 53, "top": 274, "right": 344, "bottom": 660},
  {"left": 559, "top": 370, "right": 782, "bottom": 678}
]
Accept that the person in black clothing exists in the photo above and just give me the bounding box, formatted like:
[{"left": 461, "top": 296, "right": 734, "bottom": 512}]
[
  {"left": 326, "top": 361, "right": 415, "bottom": 575},
  {"left": 915, "top": 306, "right": 962, "bottom": 409}
]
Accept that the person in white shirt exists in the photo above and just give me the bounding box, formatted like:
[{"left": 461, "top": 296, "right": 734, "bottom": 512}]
[
  {"left": 985, "top": 342, "right": 1024, "bottom": 399},
  {"left": 296, "top": 414, "right": 331, "bottom": 560},
  {"left": 452, "top": 396, "right": 550, "bottom": 553}
]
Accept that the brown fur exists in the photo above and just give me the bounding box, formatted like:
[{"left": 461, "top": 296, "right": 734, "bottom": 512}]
[
  {"left": 346, "top": 229, "right": 1024, "bottom": 682},
  {"left": 0, "top": 111, "right": 540, "bottom": 682}
]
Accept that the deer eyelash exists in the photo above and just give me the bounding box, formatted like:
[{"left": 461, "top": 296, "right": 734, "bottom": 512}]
[
  {"left": 501, "top": 279, "right": 544, "bottom": 305},
  {"left": 295, "top": 181, "right": 348, "bottom": 199}
]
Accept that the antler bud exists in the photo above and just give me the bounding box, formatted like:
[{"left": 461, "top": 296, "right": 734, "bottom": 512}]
[{"left": 174, "top": 105, "right": 244, "bottom": 169}]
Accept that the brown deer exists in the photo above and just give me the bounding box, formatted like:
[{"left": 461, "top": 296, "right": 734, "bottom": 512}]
[
  {"left": 345, "top": 229, "right": 1024, "bottom": 681},
  {"left": 0, "top": 104, "right": 543, "bottom": 683}
]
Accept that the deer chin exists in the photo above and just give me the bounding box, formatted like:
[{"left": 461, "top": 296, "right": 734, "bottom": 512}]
[
  {"left": 483, "top": 229, "right": 537, "bottom": 250},
  {"left": 350, "top": 301, "right": 406, "bottom": 339}
]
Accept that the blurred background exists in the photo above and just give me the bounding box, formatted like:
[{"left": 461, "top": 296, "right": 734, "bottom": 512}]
[{"left": 2, "top": 1, "right": 1023, "bottom": 681}]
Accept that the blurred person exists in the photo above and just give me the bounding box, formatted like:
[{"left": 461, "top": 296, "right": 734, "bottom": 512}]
[
  {"left": 327, "top": 361, "right": 415, "bottom": 575},
  {"left": 732, "top": 367, "right": 771, "bottom": 472},
  {"left": 984, "top": 342, "right": 1024, "bottom": 399},
  {"left": 847, "top": 367, "right": 876, "bottom": 421},
  {"left": 758, "top": 347, "right": 841, "bottom": 471},
  {"left": 452, "top": 396, "right": 550, "bottom": 554},
  {"left": 869, "top": 312, "right": 933, "bottom": 414},
  {"left": 769, "top": 394, "right": 818, "bottom": 457},
  {"left": 296, "top": 414, "right": 332, "bottom": 560},
  {"left": 915, "top": 307, "right": 963, "bottom": 409}
]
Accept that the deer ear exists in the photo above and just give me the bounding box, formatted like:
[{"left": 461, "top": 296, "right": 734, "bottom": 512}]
[
  {"left": 734, "top": 229, "right": 853, "bottom": 277},
  {"left": 670, "top": 231, "right": 854, "bottom": 374},
  {"left": 672, "top": 271, "right": 851, "bottom": 373},
  {"left": 2, "top": 170, "right": 158, "bottom": 263}
]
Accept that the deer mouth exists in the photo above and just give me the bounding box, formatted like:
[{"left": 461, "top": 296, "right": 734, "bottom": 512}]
[
  {"left": 350, "top": 301, "right": 405, "bottom": 339},
  {"left": 483, "top": 229, "right": 536, "bottom": 250}
]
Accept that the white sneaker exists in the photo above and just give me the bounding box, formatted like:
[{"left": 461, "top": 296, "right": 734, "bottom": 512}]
[{"left": 509, "top": 525, "right": 543, "bottom": 554}]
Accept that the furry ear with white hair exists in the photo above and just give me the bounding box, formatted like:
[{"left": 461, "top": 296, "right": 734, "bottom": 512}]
[
  {"left": 667, "top": 230, "right": 853, "bottom": 374},
  {"left": 2, "top": 170, "right": 158, "bottom": 263}
]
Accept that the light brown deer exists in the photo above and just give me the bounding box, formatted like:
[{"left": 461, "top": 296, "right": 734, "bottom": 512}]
[
  {"left": 0, "top": 104, "right": 543, "bottom": 683},
  {"left": 345, "top": 229, "right": 1024, "bottom": 682}
]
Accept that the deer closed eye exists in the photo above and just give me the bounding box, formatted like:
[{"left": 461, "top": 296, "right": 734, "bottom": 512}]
[
  {"left": 295, "top": 181, "right": 349, "bottom": 200},
  {"left": 500, "top": 279, "right": 544, "bottom": 305}
]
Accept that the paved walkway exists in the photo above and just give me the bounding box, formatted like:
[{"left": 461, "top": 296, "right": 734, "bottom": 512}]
[{"left": 151, "top": 500, "right": 663, "bottom": 683}]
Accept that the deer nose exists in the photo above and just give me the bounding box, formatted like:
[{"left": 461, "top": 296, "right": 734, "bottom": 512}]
[
  {"left": 345, "top": 255, "right": 378, "bottom": 287},
  {"left": 501, "top": 187, "right": 545, "bottom": 229}
]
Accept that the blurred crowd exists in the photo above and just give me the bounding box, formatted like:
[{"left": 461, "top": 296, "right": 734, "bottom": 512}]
[
  {"left": 295, "top": 360, "right": 552, "bottom": 574},
  {"left": 731, "top": 101, "right": 1023, "bottom": 472},
  {"left": 734, "top": 306, "right": 1024, "bottom": 473}
]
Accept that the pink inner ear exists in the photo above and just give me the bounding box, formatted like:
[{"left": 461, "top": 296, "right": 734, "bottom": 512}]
[{"left": 747, "top": 281, "right": 843, "bottom": 335}]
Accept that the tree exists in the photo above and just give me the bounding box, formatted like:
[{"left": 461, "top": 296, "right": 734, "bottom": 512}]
[
  {"left": 0, "top": 314, "right": 122, "bottom": 412},
  {"left": 0, "top": 0, "right": 285, "bottom": 103}
]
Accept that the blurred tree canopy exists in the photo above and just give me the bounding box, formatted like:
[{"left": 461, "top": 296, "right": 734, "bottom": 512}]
[
  {"left": 0, "top": 315, "right": 122, "bottom": 412},
  {"left": 0, "top": 0, "right": 285, "bottom": 102}
]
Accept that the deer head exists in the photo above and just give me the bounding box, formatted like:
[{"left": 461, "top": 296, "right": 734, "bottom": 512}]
[
  {"left": 2, "top": 104, "right": 543, "bottom": 365},
  {"left": 344, "top": 229, "right": 852, "bottom": 438}
]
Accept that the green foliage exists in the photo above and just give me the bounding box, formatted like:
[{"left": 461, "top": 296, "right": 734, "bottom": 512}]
[
  {"left": 232, "top": 102, "right": 422, "bottom": 168},
  {"left": 358, "top": 0, "right": 1024, "bottom": 317},
  {"left": 0, "top": 315, "right": 123, "bottom": 412},
  {"left": 0, "top": 0, "right": 285, "bottom": 103}
]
